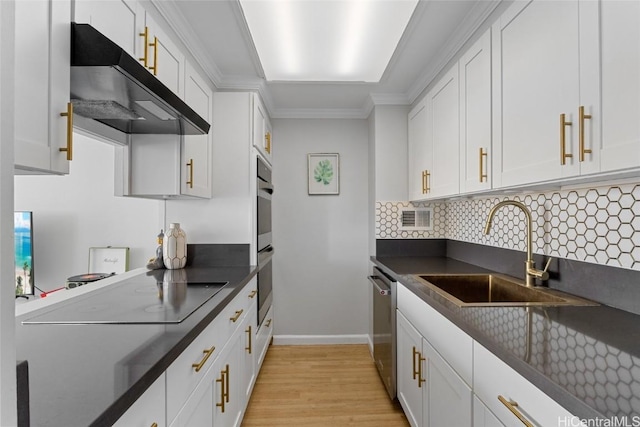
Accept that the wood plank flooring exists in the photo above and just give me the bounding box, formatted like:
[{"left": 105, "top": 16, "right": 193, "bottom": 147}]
[{"left": 242, "top": 344, "right": 409, "bottom": 427}]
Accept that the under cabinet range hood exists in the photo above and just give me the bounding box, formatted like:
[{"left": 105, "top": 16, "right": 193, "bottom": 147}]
[{"left": 70, "top": 23, "right": 210, "bottom": 137}]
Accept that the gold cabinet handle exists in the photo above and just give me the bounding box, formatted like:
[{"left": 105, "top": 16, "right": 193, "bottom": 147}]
[
  {"left": 248, "top": 290, "right": 257, "bottom": 299},
  {"left": 139, "top": 27, "right": 149, "bottom": 67},
  {"left": 479, "top": 147, "right": 488, "bottom": 182},
  {"left": 421, "top": 171, "right": 426, "bottom": 194},
  {"left": 148, "top": 36, "right": 158, "bottom": 76},
  {"left": 216, "top": 365, "right": 228, "bottom": 413},
  {"left": 412, "top": 346, "right": 419, "bottom": 380},
  {"left": 265, "top": 132, "right": 271, "bottom": 154},
  {"left": 59, "top": 102, "right": 73, "bottom": 161},
  {"left": 186, "top": 159, "right": 194, "bottom": 188},
  {"left": 245, "top": 325, "right": 252, "bottom": 354},
  {"left": 265, "top": 318, "right": 272, "bottom": 327},
  {"left": 498, "top": 395, "right": 533, "bottom": 427},
  {"left": 425, "top": 170, "right": 431, "bottom": 193},
  {"left": 224, "top": 364, "right": 230, "bottom": 403},
  {"left": 151, "top": 423, "right": 158, "bottom": 427},
  {"left": 191, "top": 345, "right": 215, "bottom": 373},
  {"left": 230, "top": 309, "right": 243, "bottom": 323},
  {"left": 579, "top": 105, "right": 592, "bottom": 162},
  {"left": 560, "top": 113, "right": 573, "bottom": 165},
  {"left": 418, "top": 354, "right": 426, "bottom": 388}
]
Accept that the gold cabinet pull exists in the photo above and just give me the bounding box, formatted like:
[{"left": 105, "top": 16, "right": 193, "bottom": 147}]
[
  {"left": 191, "top": 345, "right": 215, "bottom": 372},
  {"left": 59, "top": 102, "right": 73, "bottom": 161},
  {"left": 265, "top": 318, "right": 272, "bottom": 327},
  {"left": 139, "top": 27, "right": 149, "bottom": 67},
  {"left": 412, "top": 346, "right": 419, "bottom": 381},
  {"left": 479, "top": 147, "right": 488, "bottom": 182},
  {"left": 418, "top": 353, "right": 426, "bottom": 388},
  {"left": 265, "top": 132, "right": 271, "bottom": 154},
  {"left": 579, "top": 105, "right": 592, "bottom": 162},
  {"left": 498, "top": 395, "right": 533, "bottom": 427},
  {"left": 245, "top": 325, "right": 252, "bottom": 354},
  {"left": 248, "top": 290, "right": 257, "bottom": 299},
  {"left": 560, "top": 113, "right": 573, "bottom": 165},
  {"left": 224, "top": 364, "right": 230, "bottom": 403},
  {"left": 216, "top": 366, "right": 227, "bottom": 413},
  {"left": 425, "top": 170, "right": 431, "bottom": 193},
  {"left": 151, "top": 423, "right": 158, "bottom": 427},
  {"left": 186, "top": 159, "right": 194, "bottom": 188},
  {"left": 148, "top": 36, "right": 158, "bottom": 76},
  {"left": 421, "top": 171, "right": 427, "bottom": 194},
  {"left": 230, "top": 309, "right": 243, "bottom": 323}
]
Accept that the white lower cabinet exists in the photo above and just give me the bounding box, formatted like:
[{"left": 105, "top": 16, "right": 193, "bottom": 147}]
[
  {"left": 473, "top": 395, "right": 505, "bottom": 427},
  {"left": 113, "top": 373, "right": 166, "bottom": 427},
  {"left": 255, "top": 306, "right": 274, "bottom": 369},
  {"left": 167, "top": 278, "right": 259, "bottom": 427},
  {"left": 473, "top": 342, "right": 576, "bottom": 427}
]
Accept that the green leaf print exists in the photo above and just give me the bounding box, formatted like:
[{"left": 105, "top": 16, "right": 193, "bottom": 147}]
[{"left": 314, "top": 160, "right": 334, "bottom": 185}]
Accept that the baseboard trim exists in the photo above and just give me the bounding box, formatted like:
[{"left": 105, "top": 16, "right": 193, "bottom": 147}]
[{"left": 273, "top": 334, "right": 369, "bottom": 345}]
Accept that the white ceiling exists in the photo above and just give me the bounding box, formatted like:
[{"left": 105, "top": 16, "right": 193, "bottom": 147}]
[{"left": 153, "top": 0, "right": 501, "bottom": 119}]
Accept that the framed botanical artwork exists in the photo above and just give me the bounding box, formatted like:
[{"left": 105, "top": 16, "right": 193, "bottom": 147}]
[{"left": 308, "top": 153, "right": 340, "bottom": 195}]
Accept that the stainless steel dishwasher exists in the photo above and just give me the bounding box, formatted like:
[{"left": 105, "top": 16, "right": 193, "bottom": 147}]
[{"left": 369, "top": 266, "right": 397, "bottom": 399}]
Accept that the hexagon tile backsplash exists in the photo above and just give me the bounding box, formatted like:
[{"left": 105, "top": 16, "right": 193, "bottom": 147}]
[{"left": 376, "top": 183, "right": 640, "bottom": 272}]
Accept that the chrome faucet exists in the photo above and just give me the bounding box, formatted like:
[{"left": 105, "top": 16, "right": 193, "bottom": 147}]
[{"left": 483, "top": 200, "right": 551, "bottom": 287}]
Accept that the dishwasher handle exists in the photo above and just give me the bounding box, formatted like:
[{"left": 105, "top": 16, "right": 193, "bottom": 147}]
[{"left": 369, "top": 275, "right": 391, "bottom": 296}]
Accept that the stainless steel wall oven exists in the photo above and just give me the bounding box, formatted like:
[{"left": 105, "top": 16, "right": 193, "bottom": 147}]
[{"left": 257, "top": 157, "right": 274, "bottom": 328}]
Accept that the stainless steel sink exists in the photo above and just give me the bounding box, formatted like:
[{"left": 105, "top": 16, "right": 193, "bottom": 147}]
[{"left": 414, "top": 274, "right": 597, "bottom": 307}]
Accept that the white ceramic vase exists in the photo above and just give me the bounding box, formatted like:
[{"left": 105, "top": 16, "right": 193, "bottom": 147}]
[{"left": 163, "top": 223, "right": 187, "bottom": 269}]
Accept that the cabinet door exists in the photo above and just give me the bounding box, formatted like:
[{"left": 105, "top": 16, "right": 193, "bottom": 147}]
[
  {"left": 253, "top": 95, "right": 272, "bottom": 164},
  {"left": 459, "top": 29, "right": 492, "bottom": 194},
  {"left": 598, "top": 0, "right": 640, "bottom": 172},
  {"left": 256, "top": 305, "right": 274, "bottom": 368},
  {"left": 492, "top": 0, "right": 582, "bottom": 187},
  {"left": 407, "top": 99, "right": 431, "bottom": 201},
  {"left": 14, "top": 0, "right": 70, "bottom": 174},
  {"left": 74, "top": 0, "right": 140, "bottom": 58},
  {"left": 427, "top": 65, "right": 460, "bottom": 198},
  {"left": 114, "top": 374, "right": 166, "bottom": 427},
  {"left": 144, "top": 13, "right": 184, "bottom": 97},
  {"left": 423, "top": 338, "right": 472, "bottom": 427},
  {"left": 182, "top": 61, "right": 213, "bottom": 198},
  {"left": 213, "top": 330, "right": 244, "bottom": 427},
  {"left": 473, "top": 395, "right": 505, "bottom": 427},
  {"left": 241, "top": 302, "right": 258, "bottom": 406},
  {"left": 396, "top": 312, "right": 424, "bottom": 427}
]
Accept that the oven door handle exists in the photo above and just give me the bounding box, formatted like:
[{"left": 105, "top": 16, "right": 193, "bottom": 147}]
[
  {"left": 369, "top": 276, "right": 391, "bottom": 296},
  {"left": 259, "top": 181, "right": 274, "bottom": 194}
]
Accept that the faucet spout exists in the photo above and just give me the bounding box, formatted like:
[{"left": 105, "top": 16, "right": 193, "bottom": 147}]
[{"left": 484, "top": 200, "right": 549, "bottom": 287}]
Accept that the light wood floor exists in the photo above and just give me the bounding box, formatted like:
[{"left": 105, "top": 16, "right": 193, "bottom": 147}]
[{"left": 242, "top": 344, "right": 409, "bottom": 427}]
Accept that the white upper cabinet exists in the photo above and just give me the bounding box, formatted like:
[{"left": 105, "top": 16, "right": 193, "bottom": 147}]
[
  {"left": 15, "top": 0, "right": 71, "bottom": 175},
  {"left": 426, "top": 65, "right": 460, "bottom": 199},
  {"left": 182, "top": 61, "right": 213, "bottom": 198},
  {"left": 492, "top": 0, "right": 599, "bottom": 188},
  {"left": 253, "top": 95, "right": 272, "bottom": 165},
  {"left": 459, "top": 29, "right": 492, "bottom": 194},
  {"left": 598, "top": 0, "right": 640, "bottom": 172},
  {"left": 408, "top": 99, "right": 431, "bottom": 201},
  {"left": 74, "top": 0, "right": 140, "bottom": 59},
  {"left": 141, "top": 12, "right": 185, "bottom": 97}
]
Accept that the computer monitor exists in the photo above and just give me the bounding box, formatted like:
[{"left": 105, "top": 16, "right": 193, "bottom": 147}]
[{"left": 14, "top": 211, "right": 35, "bottom": 297}]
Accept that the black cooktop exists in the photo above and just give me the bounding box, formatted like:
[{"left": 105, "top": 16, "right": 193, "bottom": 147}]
[{"left": 22, "top": 273, "right": 229, "bottom": 325}]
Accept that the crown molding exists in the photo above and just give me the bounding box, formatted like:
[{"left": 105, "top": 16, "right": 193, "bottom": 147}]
[{"left": 270, "top": 107, "right": 370, "bottom": 120}]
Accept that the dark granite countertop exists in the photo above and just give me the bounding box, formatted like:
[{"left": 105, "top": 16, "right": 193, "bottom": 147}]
[
  {"left": 15, "top": 264, "right": 258, "bottom": 427},
  {"left": 373, "top": 256, "right": 640, "bottom": 420}
]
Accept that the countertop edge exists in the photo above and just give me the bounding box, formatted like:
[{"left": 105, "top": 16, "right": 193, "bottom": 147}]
[{"left": 371, "top": 256, "right": 606, "bottom": 420}]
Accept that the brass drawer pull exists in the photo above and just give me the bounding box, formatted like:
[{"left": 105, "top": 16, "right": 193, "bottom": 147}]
[
  {"left": 216, "top": 365, "right": 228, "bottom": 413},
  {"left": 59, "top": 102, "right": 73, "bottom": 161},
  {"left": 479, "top": 147, "right": 488, "bottom": 182},
  {"left": 418, "top": 353, "right": 426, "bottom": 388},
  {"left": 148, "top": 36, "right": 158, "bottom": 75},
  {"left": 230, "top": 309, "right": 243, "bottom": 323},
  {"left": 579, "top": 105, "right": 592, "bottom": 162},
  {"left": 412, "top": 346, "right": 419, "bottom": 380},
  {"left": 425, "top": 170, "right": 431, "bottom": 193},
  {"left": 246, "top": 325, "right": 252, "bottom": 354},
  {"left": 248, "top": 290, "right": 257, "bottom": 299},
  {"left": 151, "top": 423, "right": 158, "bottom": 427},
  {"left": 498, "top": 395, "right": 533, "bottom": 427},
  {"left": 186, "top": 159, "right": 194, "bottom": 188},
  {"left": 265, "top": 318, "right": 272, "bottom": 327},
  {"left": 265, "top": 132, "right": 272, "bottom": 154},
  {"left": 191, "top": 346, "right": 215, "bottom": 372},
  {"left": 139, "top": 27, "right": 149, "bottom": 67},
  {"left": 560, "top": 113, "right": 573, "bottom": 165}
]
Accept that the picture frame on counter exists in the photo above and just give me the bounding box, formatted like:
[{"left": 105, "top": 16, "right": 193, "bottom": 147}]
[
  {"left": 89, "top": 246, "right": 130, "bottom": 274},
  {"left": 308, "top": 153, "right": 340, "bottom": 195}
]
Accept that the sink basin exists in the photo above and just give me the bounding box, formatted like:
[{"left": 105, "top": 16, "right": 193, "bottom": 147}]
[{"left": 414, "top": 274, "right": 597, "bottom": 307}]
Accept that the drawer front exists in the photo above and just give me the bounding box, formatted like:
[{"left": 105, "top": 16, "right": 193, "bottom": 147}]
[
  {"left": 474, "top": 342, "right": 576, "bottom": 427},
  {"left": 256, "top": 304, "right": 274, "bottom": 368},
  {"left": 397, "top": 282, "right": 473, "bottom": 385}
]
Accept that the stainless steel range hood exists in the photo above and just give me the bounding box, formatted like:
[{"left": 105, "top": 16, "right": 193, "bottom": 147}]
[{"left": 70, "top": 23, "right": 210, "bottom": 139}]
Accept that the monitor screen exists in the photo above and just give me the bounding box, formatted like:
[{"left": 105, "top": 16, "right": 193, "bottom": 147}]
[{"left": 14, "top": 211, "right": 34, "bottom": 296}]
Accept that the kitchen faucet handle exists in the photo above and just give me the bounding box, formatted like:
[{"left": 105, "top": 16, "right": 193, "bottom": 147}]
[{"left": 542, "top": 257, "right": 552, "bottom": 274}]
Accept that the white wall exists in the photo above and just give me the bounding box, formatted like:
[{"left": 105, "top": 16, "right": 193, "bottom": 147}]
[
  {"left": 14, "top": 134, "right": 162, "bottom": 292},
  {"left": 272, "top": 118, "right": 370, "bottom": 342}
]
